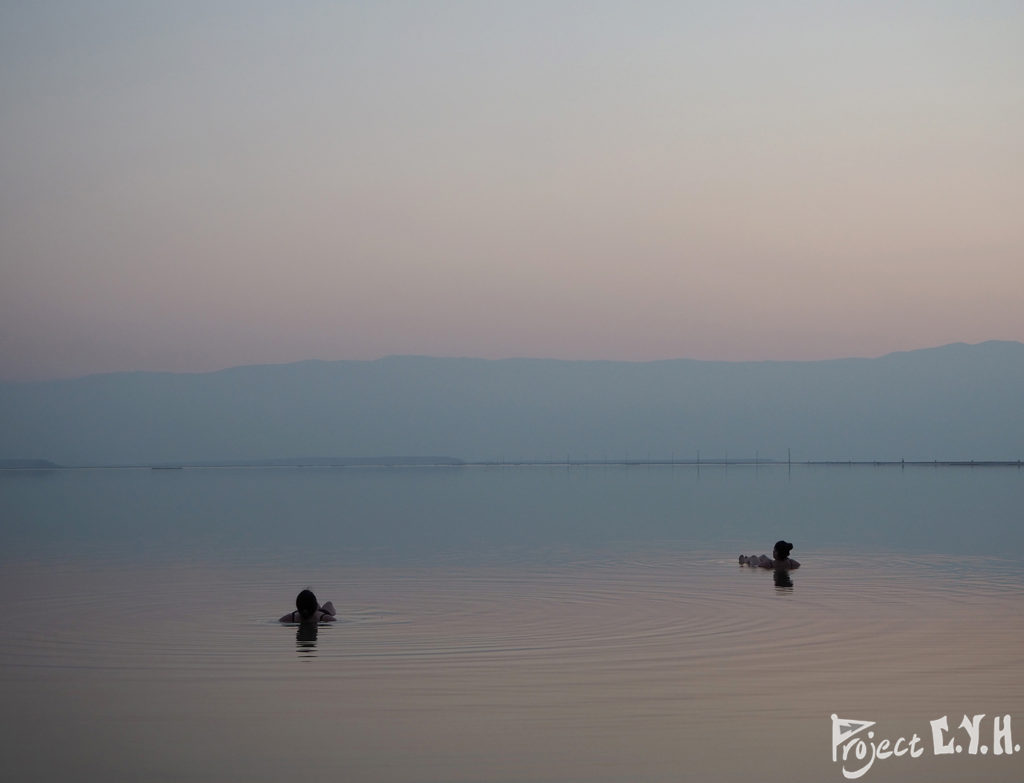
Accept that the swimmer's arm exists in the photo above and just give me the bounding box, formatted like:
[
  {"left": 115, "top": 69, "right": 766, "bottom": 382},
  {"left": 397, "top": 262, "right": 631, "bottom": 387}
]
[
  {"left": 279, "top": 612, "right": 298, "bottom": 623},
  {"left": 788, "top": 558, "right": 800, "bottom": 569},
  {"left": 320, "top": 601, "right": 336, "bottom": 616}
]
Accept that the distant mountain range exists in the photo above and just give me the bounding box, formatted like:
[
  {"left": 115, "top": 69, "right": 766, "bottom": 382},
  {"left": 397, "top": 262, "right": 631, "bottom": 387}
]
[{"left": 1, "top": 341, "right": 1022, "bottom": 466}]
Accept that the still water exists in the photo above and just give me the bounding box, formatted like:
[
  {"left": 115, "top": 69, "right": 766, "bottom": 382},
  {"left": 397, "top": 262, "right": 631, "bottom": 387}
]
[{"left": 1, "top": 464, "right": 1022, "bottom": 782}]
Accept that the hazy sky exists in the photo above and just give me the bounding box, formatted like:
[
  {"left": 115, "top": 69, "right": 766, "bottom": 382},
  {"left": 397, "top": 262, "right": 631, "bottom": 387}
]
[{"left": 2, "top": 1, "right": 1022, "bottom": 380}]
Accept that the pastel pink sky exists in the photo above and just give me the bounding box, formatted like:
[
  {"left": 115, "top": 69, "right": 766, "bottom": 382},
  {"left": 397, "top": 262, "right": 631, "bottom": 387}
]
[{"left": 2, "top": 2, "right": 1022, "bottom": 380}]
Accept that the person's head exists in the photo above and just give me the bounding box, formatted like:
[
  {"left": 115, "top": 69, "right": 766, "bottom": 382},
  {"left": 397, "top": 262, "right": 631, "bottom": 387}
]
[
  {"left": 773, "top": 540, "right": 794, "bottom": 560},
  {"left": 295, "top": 589, "right": 319, "bottom": 620}
]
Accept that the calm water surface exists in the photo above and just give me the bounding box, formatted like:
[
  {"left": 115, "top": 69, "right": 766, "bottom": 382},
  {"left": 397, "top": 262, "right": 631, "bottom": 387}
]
[{"left": 1, "top": 465, "right": 1022, "bottom": 782}]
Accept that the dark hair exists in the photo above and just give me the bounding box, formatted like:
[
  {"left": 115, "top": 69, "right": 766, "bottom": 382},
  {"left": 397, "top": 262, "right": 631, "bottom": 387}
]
[
  {"left": 773, "top": 540, "right": 793, "bottom": 558},
  {"left": 296, "top": 589, "right": 319, "bottom": 620}
]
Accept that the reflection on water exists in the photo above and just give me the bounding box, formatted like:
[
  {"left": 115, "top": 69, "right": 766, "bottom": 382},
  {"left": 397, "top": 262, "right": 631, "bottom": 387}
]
[
  {"left": 2, "top": 463, "right": 1022, "bottom": 566},
  {"left": 0, "top": 466, "right": 1022, "bottom": 782},
  {"left": 295, "top": 622, "right": 319, "bottom": 658},
  {"left": 773, "top": 567, "right": 794, "bottom": 590},
  {"left": 2, "top": 553, "right": 1021, "bottom": 782}
]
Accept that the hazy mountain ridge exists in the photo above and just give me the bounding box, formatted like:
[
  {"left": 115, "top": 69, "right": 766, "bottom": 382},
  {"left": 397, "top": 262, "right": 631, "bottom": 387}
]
[{"left": 1, "top": 341, "right": 1022, "bottom": 466}]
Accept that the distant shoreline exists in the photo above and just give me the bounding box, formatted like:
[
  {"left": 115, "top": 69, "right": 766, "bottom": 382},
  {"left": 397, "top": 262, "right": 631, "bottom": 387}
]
[{"left": 2, "top": 458, "right": 1021, "bottom": 471}]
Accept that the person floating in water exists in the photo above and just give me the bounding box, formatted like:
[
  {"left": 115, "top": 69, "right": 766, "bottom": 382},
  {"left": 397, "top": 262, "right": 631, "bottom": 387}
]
[
  {"left": 739, "top": 540, "right": 800, "bottom": 569},
  {"left": 279, "top": 589, "right": 337, "bottom": 623}
]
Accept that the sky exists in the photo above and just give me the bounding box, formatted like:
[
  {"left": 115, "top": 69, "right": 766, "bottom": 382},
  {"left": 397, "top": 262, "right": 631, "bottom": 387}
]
[{"left": 1, "top": 1, "right": 1022, "bottom": 381}]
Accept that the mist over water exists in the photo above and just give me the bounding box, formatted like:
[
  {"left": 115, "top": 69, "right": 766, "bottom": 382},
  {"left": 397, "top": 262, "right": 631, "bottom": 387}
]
[
  {"left": 1, "top": 465, "right": 1022, "bottom": 782},
  {"left": 4, "top": 463, "right": 1021, "bottom": 564}
]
